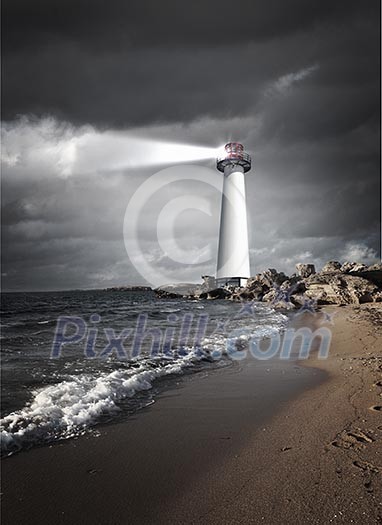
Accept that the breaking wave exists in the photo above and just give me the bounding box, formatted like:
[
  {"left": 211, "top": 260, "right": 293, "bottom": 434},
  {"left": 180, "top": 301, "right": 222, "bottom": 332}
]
[{"left": 0, "top": 351, "right": 209, "bottom": 456}]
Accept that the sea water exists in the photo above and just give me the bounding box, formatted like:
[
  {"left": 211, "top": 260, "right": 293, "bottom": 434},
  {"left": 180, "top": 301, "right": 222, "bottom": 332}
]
[{"left": 1, "top": 290, "right": 289, "bottom": 455}]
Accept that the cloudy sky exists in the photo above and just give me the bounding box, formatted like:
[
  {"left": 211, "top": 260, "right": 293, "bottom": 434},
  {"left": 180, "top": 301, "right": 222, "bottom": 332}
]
[{"left": 2, "top": 0, "right": 380, "bottom": 291}]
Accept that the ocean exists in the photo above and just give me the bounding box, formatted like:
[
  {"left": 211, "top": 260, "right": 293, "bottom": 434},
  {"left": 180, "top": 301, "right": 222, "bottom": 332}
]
[{"left": 0, "top": 290, "right": 289, "bottom": 456}]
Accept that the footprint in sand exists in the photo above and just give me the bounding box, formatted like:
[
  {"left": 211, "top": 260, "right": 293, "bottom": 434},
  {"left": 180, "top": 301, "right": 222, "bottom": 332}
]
[
  {"left": 369, "top": 405, "right": 382, "bottom": 412},
  {"left": 331, "top": 429, "right": 374, "bottom": 450},
  {"left": 352, "top": 460, "right": 379, "bottom": 474}
]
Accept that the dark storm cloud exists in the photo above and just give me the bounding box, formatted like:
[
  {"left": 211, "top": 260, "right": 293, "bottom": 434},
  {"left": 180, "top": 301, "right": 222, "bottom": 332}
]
[
  {"left": 2, "top": 0, "right": 379, "bottom": 127},
  {"left": 3, "top": 0, "right": 373, "bottom": 50}
]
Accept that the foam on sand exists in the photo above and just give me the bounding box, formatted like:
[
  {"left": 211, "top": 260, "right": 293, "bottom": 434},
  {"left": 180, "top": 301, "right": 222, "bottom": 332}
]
[{"left": 1, "top": 351, "right": 203, "bottom": 455}]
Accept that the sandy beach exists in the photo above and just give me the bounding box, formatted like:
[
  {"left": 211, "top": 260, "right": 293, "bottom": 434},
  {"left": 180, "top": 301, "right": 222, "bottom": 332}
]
[{"left": 2, "top": 304, "right": 381, "bottom": 524}]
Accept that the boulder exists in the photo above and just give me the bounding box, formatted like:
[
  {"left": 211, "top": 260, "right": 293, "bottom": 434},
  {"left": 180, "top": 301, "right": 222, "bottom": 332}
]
[
  {"left": 281, "top": 279, "right": 306, "bottom": 294},
  {"left": 235, "top": 288, "right": 264, "bottom": 301},
  {"left": 261, "top": 287, "right": 296, "bottom": 310},
  {"left": 339, "top": 263, "right": 382, "bottom": 286},
  {"left": 201, "top": 275, "right": 217, "bottom": 291},
  {"left": 290, "top": 294, "right": 308, "bottom": 307},
  {"left": 199, "top": 288, "right": 232, "bottom": 300},
  {"left": 341, "top": 262, "right": 368, "bottom": 273},
  {"left": 368, "top": 263, "right": 382, "bottom": 271},
  {"left": 246, "top": 269, "right": 288, "bottom": 291},
  {"left": 340, "top": 261, "right": 357, "bottom": 273},
  {"left": 321, "top": 261, "right": 342, "bottom": 273},
  {"left": 349, "top": 263, "right": 368, "bottom": 273},
  {"left": 262, "top": 290, "right": 276, "bottom": 302},
  {"left": 356, "top": 270, "right": 382, "bottom": 287},
  {"left": 372, "top": 290, "right": 382, "bottom": 302},
  {"left": 295, "top": 263, "right": 316, "bottom": 278},
  {"left": 272, "top": 300, "right": 296, "bottom": 310},
  {"left": 304, "top": 273, "right": 378, "bottom": 305}
]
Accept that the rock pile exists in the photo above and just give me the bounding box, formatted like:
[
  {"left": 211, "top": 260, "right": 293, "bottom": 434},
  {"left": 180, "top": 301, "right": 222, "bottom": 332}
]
[{"left": 154, "top": 261, "right": 382, "bottom": 308}]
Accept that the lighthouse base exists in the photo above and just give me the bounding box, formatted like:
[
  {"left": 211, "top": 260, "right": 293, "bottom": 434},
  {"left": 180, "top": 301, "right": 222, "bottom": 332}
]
[{"left": 216, "top": 276, "right": 248, "bottom": 288}]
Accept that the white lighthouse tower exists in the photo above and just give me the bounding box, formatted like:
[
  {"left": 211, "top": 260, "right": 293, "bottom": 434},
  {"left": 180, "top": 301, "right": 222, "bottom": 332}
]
[{"left": 216, "top": 142, "right": 251, "bottom": 288}]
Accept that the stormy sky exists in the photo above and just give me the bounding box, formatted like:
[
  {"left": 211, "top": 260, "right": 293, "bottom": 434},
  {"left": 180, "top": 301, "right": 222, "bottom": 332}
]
[{"left": 2, "top": 0, "right": 381, "bottom": 291}]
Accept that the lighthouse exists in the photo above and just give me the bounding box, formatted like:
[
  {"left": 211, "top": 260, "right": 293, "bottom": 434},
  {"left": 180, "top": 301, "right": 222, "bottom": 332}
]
[{"left": 216, "top": 142, "right": 251, "bottom": 288}]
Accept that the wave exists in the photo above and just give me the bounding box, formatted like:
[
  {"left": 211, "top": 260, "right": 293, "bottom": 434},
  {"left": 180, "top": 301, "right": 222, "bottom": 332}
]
[{"left": 0, "top": 350, "right": 211, "bottom": 456}]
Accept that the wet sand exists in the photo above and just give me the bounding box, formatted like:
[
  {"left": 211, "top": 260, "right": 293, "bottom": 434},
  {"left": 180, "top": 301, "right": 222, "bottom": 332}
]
[{"left": 1, "top": 304, "right": 381, "bottom": 524}]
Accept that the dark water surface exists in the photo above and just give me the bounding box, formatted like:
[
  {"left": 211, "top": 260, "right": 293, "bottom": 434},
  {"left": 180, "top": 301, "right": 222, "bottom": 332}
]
[{"left": 1, "top": 290, "right": 290, "bottom": 455}]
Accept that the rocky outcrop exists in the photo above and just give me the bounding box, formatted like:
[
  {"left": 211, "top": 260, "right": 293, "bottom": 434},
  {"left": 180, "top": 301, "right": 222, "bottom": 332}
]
[
  {"left": 336, "top": 262, "right": 382, "bottom": 287},
  {"left": 296, "top": 263, "right": 316, "bottom": 278},
  {"left": 199, "top": 288, "right": 232, "bottom": 300},
  {"left": 321, "top": 261, "right": 342, "bottom": 273},
  {"left": 303, "top": 273, "right": 378, "bottom": 305},
  {"left": 358, "top": 270, "right": 382, "bottom": 287},
  {"left": 367, "top": 263, "right": 382, "bottom": 271},
  {"left": 242, "top": 261, "right": 381, "bottom": 307},
  {"left": 247, "top": 269, "right": 288, "bottom": 289},
  {"left": 283, "top": 262, "right": 380, "bottom": 306},
  {"left": 340, "top": 261, "right": 368, "bottom": 273},
  {"left": 154, "top": 260, "right": 382, "bottom": 308}
]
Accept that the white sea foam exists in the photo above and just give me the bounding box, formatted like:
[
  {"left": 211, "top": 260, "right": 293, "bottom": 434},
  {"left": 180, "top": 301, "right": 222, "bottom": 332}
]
[{"left": 0, "top": 351, "right": 202, "bottom": 456}]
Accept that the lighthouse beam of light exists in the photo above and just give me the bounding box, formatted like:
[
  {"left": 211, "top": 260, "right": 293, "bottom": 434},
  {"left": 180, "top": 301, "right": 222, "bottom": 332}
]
[{"left": 60, "top": 129, "right": 225, "bottom": 175}]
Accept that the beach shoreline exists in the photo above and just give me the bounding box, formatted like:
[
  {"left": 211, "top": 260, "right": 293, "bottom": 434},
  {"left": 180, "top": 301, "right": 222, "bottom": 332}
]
[
  {"left": 1, "top": 304, "right": 381, "bottom": 524},
  {"left": 185, "top": 303, "right": 382, "bottom": 524}
]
